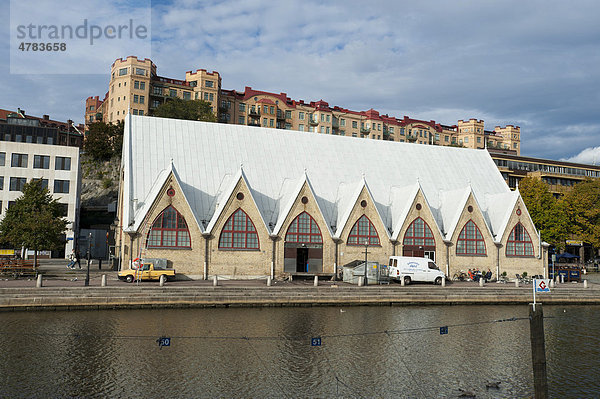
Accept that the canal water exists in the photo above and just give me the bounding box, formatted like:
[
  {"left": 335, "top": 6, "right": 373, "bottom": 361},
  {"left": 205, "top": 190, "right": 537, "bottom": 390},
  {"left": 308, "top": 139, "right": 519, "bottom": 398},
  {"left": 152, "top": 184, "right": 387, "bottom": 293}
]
[{"left": 2, "top": 302, "right": 599, "bottom": 398}]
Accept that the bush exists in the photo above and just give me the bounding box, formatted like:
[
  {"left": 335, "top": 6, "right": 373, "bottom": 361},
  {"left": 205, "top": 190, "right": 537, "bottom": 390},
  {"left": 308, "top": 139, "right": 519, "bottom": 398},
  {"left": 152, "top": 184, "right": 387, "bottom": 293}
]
[
  {"left": 101, "top": 178, "right": 113, "bottom": 189},
  {"left": 522, "top": 271, "right": 528, "bottom": 278}
]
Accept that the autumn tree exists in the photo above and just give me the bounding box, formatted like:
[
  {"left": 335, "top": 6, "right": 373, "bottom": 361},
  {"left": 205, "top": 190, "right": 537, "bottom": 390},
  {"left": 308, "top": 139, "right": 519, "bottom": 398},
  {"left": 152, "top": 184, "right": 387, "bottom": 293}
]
[
  {"left": 0, "top": 180, "right": 68, "bottom": 265},
  {"left": 152, "top": 98, "right": 216, "bottom": 122},
  {"left": 562, "top": 178, "right": 600, "bottom": 248},
  {"left": 518, "top": 177, "right": 569, "bottom": 248}
]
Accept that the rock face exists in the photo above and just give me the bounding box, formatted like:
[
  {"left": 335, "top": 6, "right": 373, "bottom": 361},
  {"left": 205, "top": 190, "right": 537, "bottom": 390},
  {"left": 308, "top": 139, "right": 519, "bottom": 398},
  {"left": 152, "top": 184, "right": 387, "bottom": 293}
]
[{"left": 80, "top": 156, "right": 120, "bottom": 208}]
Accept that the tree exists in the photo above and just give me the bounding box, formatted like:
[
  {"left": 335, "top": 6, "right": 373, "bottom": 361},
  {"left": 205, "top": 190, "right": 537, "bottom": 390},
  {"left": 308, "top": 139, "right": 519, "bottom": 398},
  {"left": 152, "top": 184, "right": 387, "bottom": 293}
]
[
  {"left": 562, "top": 178, "right": 600, "bottom": 248},
  {"left": 84, "top": 121, "right": 124, "bottom": 161},
  {"left": 0, "top": 180, "right": 68, "bottom": 265},
  {"left": 518, "top": 176, "right": 569, "bottom": 248},
  {"left": 152, "top": 98, "right": 217, "bottom": 122}
]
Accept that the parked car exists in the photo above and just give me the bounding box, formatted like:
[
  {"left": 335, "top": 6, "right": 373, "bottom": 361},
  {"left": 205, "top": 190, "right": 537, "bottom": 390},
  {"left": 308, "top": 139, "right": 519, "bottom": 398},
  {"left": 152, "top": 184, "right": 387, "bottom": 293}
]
[
  {"left": 118, "top": 259, "right": 175, "bottom": 283},
  {"left": 388, "top": 256, "right": 445, "bottom": 285}
]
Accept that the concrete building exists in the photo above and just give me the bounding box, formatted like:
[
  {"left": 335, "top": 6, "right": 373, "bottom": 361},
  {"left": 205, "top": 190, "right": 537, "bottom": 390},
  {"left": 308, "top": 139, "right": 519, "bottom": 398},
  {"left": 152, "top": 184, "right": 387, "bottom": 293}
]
[
  {"left": 116, "top": 115, "right": 546, "bottom": 280},
  {"left": 86, "top": 56, "right": 520, "bottom": 154},
  {"left": 0, "top": 109, "right": 82, "bottom": 257}
]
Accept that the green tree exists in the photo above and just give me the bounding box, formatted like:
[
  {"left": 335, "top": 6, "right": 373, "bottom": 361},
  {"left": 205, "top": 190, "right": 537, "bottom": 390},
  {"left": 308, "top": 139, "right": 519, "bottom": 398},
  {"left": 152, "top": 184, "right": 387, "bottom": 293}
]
[
  {"left": 518, "top": 176, "right": 569, "bottom": 248},
  {"left": 562, "top": 178, "right": 600, "bottom": 248},
  {"left": 152, "top": 98, "right": 217, "bottom": 122},
  {"left": 0, "top": 180, "right": 68, "bottom": 265},
  {"left": 84, "top": 121, "right": 124, "bottom": 161}
]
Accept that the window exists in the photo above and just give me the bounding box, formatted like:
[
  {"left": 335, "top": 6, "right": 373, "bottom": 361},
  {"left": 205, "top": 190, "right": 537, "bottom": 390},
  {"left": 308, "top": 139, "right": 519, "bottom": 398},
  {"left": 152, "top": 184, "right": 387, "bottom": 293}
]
[
  {"left": 118, "top": 67, "right": 127, "bottom": 76},
  {"left": 456, "top": 220, "right": 486, "bottom": 255},
  {"left": 465, "top": 137, "right": 469, "bottom": 143},
  {"left": 340, "top": 118, "right": 346, "bottom": 127},
  {"left": 269, "top": 119, "right": 274, "bottom": 127},
  {"left": 239, "top": 103, "right": 246, "bottom": 112},
  {"left": 11, "top": 153, "right": 28, "bottom": 167},
  {"left": 506, "top": 223, "right": 534, "bottom": 256},
  {"left": 352, "top": 121, "right": 358, "bottom": 128},
  {"left": 299, "top": 112, "right": 305, "bottom": 120},
  {"left": 183, "top": 92, "right": 191, "bottom": 100},
  {"left": 298, "top": 124, "right": 304, "bottom": 131},
  {"left": 269, "top": 106, "right": 274, "bottom": 114},
  {"left": 285, "top": 212, "right": 322, "bottom": 244},
  {"left": 135, "top": 68, "right": 145, "bottom": 76},
  {"left": 0, "top": 152, "right": 4, "bottom": 166},
  {"left": 347, "top": 215, "right": 380, "bottom": 245},
  {"left": 403, "top": 217, "right": 435, "bottom": 247},
  {"left": 326, "top": 115, "right": 330, "bottom": 122},
  {"left": 34, "top": 155, "right": 50, "bottom": 169},
  {"left": 205, "top": 80, "right": 214, "bottom": 88},
  {"left": 262, "top": 118, "right": 267, "bottom": 127},
  {"left": 10, "top": 177, "right": 27, "bottom": 191},
  {"left": 238, "top": 116, "right": 245, "bottom": 124},
  {"left": 169, "top": 89, "right": 177, "bottom": 97},
  {"left": 134, "top": 81, "right": 140, "bottom": 89},
  {"left": 133, "top": 109, "right": 138, "bottom": 115},
  {"left": 139, "top": 95, "right": 145, "bottom": 104},
  {"left": 32, "top": 178, "right": 48, "bottom": 190},
  {"left": 152, "top": 100, "right": 160, "bottom": 108},
  {"left": 53, "top": 179, "right": 70, "bottom": 194},
  {"left": 218, "top": 209, "right": 260, "bottom": 250},
  {"left": 139, "top": 110, "right": 144, "bottom": 116},
  {"left": 147, "top": 206, "right": 191, "bottom": 248},
  {"left": 0, "top": 176, "right": 3, "bottom": 190},
  {"left": 134, "top": 94, "right": 139, "bottom": 103},
  {"left": 55, "top": 156, "right": 71, "bottom": 171},
  {"left": 321, "top": 114, "right": 325, "bottom": 122},
  {"left": 285, "top": 110, "right": 292, "bottom": 119},
  {"left": 326, "top": 127, "right": 330, "bottom": 134},
  {"left": 153, "top": 87, "right": 162, "bottom": 95}
]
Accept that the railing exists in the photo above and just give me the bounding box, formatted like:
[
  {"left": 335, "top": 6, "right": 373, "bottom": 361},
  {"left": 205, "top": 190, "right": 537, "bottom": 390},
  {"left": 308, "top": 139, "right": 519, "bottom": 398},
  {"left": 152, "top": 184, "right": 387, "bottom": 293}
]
[
  {"left": 406, "top": 134, "right": 418, "bottom": 142},
  {"left": 248, "top": 109, "right": 260, "bottom": 117},
  {"left": 360, "top": 127, "right": 370, "bottom": 134},
  {"left": 308, "top": 116, "right": 318, "bottom": 125}
]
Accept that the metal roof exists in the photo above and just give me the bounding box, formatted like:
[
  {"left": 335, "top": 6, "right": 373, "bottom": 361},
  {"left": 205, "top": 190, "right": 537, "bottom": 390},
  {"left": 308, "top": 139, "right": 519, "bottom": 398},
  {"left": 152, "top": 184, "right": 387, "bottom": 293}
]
[{"left": 122, "top": 115, "right": 517, "bottom": 241}]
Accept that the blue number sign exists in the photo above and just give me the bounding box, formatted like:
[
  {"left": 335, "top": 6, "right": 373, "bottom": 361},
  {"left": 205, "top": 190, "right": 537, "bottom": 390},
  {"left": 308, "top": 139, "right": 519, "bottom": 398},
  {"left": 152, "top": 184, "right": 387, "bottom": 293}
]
[
  {"left": 440, "top": 326, "right": 448, "bottom": 335},
  {"left": 311, "top": 337, "right": 322, "bottom": 346},
  {"left": 157, "top": 336, "right": 171, "bottom": 349}
]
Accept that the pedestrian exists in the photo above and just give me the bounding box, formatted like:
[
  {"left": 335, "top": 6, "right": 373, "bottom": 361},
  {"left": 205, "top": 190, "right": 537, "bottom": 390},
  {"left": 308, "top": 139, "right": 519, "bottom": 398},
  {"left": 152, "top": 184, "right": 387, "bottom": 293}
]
[
  {"left": 75, "top": 248, "right": 82, "bottom": 269},
  {"left": 67, "top": 249, "right": 76, "bottom": 269}
]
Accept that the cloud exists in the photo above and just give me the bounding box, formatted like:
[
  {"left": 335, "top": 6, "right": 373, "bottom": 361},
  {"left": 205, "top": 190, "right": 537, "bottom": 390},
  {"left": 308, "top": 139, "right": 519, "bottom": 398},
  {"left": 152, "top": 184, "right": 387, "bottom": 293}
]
[
  {"left": 561, "top": 146, "right": 600, "bottom": 165},
  {"left": 1, "top": 0, "right": 599, "bottom": 162}
]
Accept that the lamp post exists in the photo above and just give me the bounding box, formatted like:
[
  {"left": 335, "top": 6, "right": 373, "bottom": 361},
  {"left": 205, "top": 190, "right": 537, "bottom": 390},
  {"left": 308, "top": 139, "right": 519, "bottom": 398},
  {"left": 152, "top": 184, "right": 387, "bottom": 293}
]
[
  {"left": 85, "top": 232, "right": 91, "bottom": 287},
  {"left": 364, "top": 240, "right": 368, "bottom": 286}
]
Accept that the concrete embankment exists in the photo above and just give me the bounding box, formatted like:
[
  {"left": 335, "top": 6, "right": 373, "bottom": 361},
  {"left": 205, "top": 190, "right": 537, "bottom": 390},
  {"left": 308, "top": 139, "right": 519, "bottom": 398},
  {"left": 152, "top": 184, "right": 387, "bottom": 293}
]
[{"left": 1, "top": 284, "right": 599, "bottom": 311}]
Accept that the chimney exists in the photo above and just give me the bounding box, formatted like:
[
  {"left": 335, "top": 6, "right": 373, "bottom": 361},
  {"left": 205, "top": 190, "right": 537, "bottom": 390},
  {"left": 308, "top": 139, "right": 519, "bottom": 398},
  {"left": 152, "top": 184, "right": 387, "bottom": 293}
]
[{"left": 43, "top": 114, "right": 49, "bottom": 120}]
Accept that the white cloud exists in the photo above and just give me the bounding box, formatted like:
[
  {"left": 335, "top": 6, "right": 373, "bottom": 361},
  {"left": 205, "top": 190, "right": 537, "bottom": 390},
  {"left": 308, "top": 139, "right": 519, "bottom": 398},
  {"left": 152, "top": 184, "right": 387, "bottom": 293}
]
[{"left": 561, "top": 146, "right": 600, "bottom": 165}]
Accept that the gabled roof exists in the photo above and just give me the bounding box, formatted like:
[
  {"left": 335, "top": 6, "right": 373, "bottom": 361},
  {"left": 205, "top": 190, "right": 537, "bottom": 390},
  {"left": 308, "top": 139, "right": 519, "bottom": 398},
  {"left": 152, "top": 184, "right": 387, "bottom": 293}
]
[{"left": 122, "top": 116, "right": 518, "bottom": 242}]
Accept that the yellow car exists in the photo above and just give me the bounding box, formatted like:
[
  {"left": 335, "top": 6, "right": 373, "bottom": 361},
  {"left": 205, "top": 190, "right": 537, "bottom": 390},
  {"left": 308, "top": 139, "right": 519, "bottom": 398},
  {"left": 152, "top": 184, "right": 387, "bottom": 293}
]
[{"left": 118, "top": 259, "right": 175, "bottom": 283}]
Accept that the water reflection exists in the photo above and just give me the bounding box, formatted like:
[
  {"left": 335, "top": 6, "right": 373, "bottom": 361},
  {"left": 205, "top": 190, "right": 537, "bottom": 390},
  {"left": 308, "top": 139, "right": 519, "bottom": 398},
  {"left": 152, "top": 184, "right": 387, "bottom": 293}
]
[{"left": 1, "top": 305, "right": 599, "bottom": 398}]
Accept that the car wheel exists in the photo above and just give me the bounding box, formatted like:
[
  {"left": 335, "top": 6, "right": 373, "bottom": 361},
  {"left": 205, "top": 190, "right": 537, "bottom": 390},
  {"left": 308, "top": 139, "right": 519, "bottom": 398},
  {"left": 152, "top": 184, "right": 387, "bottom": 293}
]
[
  {"left": 161, "top": 274, "right": 168, "bottom": 283},
  {"left": 403, "top": 276, "right": 411, "bottom": 285},
  {"left": 435, "top": 277, "right": 442, "bottom": 285},
  {"left": 125, "top": 275, "right": 134, "bottom": 283}
]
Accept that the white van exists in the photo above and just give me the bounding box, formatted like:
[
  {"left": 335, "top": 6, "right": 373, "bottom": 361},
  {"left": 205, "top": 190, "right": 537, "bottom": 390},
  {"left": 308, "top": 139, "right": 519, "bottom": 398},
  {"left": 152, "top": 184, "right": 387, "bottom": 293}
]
[{"left": 388, "top": 256, "right": 445, "bottom": 285}]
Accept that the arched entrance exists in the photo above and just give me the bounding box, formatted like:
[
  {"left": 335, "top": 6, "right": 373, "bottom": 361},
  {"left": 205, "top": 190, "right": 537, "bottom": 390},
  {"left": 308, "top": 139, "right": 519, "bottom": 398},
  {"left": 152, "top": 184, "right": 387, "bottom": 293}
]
[
  {"left": 284, "top": 212, "right": 323, "bottom": 273},
  {"left": 403, "top": 217, "right": 436, "bottom": 261}
]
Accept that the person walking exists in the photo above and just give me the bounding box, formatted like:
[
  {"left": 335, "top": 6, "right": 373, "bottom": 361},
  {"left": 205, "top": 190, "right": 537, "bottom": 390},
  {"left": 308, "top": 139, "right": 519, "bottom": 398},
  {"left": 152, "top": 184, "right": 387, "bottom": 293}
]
[
  {"left": 75, "top": 248, "right": 82, "bottom": 269},
  {"left": 66, "top": 249, "right": 76, "bottom": 269}
]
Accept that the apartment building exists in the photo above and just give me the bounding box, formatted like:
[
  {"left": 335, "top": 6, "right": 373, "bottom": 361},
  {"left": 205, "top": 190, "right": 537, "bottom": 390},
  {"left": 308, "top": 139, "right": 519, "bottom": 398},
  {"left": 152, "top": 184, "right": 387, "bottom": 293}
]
[
  {"left": 0, "top": 109, "right": 82, "bottom": 257},
  {"left": 86, "top": 57, "right": 520, "bottom": 154}
]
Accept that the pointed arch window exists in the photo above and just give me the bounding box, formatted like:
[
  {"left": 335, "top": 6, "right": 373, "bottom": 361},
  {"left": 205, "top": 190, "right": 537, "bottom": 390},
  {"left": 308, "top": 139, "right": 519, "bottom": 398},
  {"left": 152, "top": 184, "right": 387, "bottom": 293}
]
[
  {"left": 506, "top": 223, "right": 534, "bottom": 257},
  {"left": 285, "top": 212, "right": 322, "bottom": 244},
  {"left": 456, "top": 220, "right": 486, "bottom": 256},
  {"left": 219, "top": 209, "right": 259, "bottom": 250},
  {"left": 347, "top": 215, "right": 380, "bottom": 246},
  {"left": 147, "top": 205, "right": 191, "bottom": 248},
  {"left": 403, "top": 217, "right": 435, "bottom": 247}
]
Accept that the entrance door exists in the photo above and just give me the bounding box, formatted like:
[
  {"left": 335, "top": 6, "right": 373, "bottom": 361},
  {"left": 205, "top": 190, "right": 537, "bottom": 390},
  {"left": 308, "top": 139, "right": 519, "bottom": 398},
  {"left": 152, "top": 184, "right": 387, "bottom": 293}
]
[{"left": 296, "top": 248, "right": 309, "bottom": 272}]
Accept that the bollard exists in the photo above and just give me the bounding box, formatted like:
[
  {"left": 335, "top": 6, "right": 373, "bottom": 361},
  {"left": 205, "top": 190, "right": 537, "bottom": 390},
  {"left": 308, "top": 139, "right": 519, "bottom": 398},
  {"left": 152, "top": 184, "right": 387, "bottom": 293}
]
[
  {"left": 358, "top": 276, "right": 364, "bottom": 287},
  {"left": 479, "top": 278, "right": 484, "bottom": 287},
  {"left": 550, "top": 279, "right": 555, "bottom": 289},
  {"left": 400, "top": 276, "right": 405, "bottom": 287},
  {"left": 101, "top": 274, "right": 107, "bottom": 287},
  {"left": 289, "top": 274, "right": 293, "bottom": 282},
  {"left": 159, "top": 274, "right": 165, "bottom": 287},
  {"left": 515, "top": 279, "right": 519, "bottom": 288},
  {"left": 441, "top": 277, "right": 446, "bottom": 287},
  {"left": 99, "top": 259, "right": 102, "bottom": 270},
  {"left": 314, "top": 276, "right": 319, "bottom": 287},
  {"left": 561, "top": 275, "right": 565, "bottom": 284},
  {"left": 267, "top": 276, "right": 272, "bottom": 287},
  {"left": 213, "top": 276, "right": 218, "bottom": 286},
  {"left": 584, "top": 280, "right": 588, "bottom": 289},
  {"left": 583, "top": 268, "right": 587, "bottom": 275},
  {"left": 36, "top": 274, "right": 42, "bottom": 288}
]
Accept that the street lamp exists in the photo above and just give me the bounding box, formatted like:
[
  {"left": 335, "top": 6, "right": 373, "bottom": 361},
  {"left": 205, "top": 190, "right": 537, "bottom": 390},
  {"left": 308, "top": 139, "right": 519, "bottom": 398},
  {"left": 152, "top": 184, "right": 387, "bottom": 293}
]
[
  {"left": 85, "top": 232, "right": 91, "bottom": 287},
  {"left": 364, "top": 239, "right": 368, "bottom": 286}
]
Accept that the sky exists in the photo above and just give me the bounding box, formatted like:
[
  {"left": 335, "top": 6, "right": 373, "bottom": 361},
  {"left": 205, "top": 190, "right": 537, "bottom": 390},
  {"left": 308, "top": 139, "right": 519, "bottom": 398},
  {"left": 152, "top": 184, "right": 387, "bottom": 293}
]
[{"left": 1, "top": 0, "right": 599, "bottom": 164}]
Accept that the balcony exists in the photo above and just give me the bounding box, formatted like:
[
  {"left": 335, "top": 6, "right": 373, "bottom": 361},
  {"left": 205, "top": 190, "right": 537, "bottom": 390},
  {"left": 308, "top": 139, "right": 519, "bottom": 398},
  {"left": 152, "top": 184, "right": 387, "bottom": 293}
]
[
  {"left": 308, "top": 115, "right": 319, "bottom": 126},
  {"left": 248, "top": 120, "right": 260, "bottom": 127},
  {"left": 276, "top": 110, "right": 285, "bottom": 120},
  {"left": 406, "top": 134, "right": 418, "bottom": 142},
  {"left": 248, "top": 109, "right": 260, "bottom": 118},
  {"left": 360, "top": 127, "right": 370, "bottom": 134}
]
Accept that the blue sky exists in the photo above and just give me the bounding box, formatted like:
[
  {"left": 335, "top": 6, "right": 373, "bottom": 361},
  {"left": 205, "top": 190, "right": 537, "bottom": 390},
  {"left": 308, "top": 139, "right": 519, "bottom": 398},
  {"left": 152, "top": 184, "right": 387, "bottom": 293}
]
[{"left": 1, "top": 0, "right": 599, "bottom": 164}]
